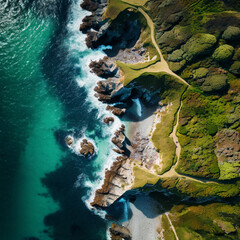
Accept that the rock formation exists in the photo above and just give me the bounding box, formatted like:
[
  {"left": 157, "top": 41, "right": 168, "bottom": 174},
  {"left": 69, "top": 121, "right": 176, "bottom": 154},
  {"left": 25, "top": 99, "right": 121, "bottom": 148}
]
[
  {"left": 110, "top": 223, "right": 132, "bottom": 240},
  {"left": 80, "top": 139, "right": 95, "bottom": 157}
]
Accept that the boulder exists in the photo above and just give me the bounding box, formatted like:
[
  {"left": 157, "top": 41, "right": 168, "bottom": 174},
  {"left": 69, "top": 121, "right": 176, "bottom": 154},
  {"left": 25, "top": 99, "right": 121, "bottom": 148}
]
[
  {"left": 106, "top": 105, "right": 126, "bottom": 117},
  {"left": 182, "top": 34, "right": 217, "bottom": 61},
  {"left": 110, "top": 223, "right": 132, "bottom": 240},
  {"left": 103, "top": 117, "right": 114, "bottom": 125},
  {"left": 65, "top": 136, "right": 74, "bottom": 146},
  {"left": 80, "top": 139, "right": 95, "bottom": 157},
  {"left": 229, "top": 61, "right": 240, "bottom": 75},
  {"left": 222, "top": 26, "right": 240, "bottom": 41},
  {"left": 202, "top": 74, "right": 228, "bottom": 93},
  {"left": 80, "top": 0, "right": 99, "bottom": 12},
  {"left": 212, "top": 44, "right": 234, "bottom": 63}
]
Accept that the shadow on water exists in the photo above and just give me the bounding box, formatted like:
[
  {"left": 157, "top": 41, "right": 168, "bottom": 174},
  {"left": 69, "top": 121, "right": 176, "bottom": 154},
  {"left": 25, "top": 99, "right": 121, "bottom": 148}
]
[{"left": 41, "top": 153, "right": 107, "bottom": 240}]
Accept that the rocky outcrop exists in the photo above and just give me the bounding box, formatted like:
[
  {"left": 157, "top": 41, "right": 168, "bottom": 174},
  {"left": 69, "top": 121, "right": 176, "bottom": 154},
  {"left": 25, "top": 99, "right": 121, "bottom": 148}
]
[
  {"left": 110, "top": 223, "right": 132, "bottom": 240},
  {"left": 131, "top": 132, "right": 161, "bottom": 171},
  {"left": 111, "top": 124, "right": 127, "bottom": 151},
  {"left": 65, "top": 136, "right": 74, "bottom": 146},
  {"left": 216, "top": 130, "right": 240, "bottom": 162},
  {"left": 91, "top": 156, "right": 133, "bottom": 208},
  {"left": 103, "top": 116, "right": 114, "bottom": 125},
  {"left": 106, "top": 105, "right": 126, "bottom": 117},
  {"left": 90, "top": 57, "right": 118, "bottom": 78},
  {"left": 216, "top": 129, "right": 240, "bottom": 180},
  {"left": 80, "top": 139, "right": 95, "bottom": 157}
]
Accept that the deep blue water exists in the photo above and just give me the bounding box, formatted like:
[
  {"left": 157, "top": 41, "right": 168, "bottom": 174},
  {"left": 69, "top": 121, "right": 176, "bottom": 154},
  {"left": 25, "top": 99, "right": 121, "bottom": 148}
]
[{"left": 0, "top": 0, "right": 124, "bottom": 239}]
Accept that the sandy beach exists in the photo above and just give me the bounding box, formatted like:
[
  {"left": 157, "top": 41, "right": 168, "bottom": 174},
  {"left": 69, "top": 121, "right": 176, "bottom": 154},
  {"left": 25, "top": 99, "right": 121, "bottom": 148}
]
[{"left": 123, "top": 195, "right": 161, "bottom": 240}]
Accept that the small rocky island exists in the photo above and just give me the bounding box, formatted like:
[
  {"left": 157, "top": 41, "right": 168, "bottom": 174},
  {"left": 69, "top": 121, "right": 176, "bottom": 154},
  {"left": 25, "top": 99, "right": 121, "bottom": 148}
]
[{"left": 80, "top": 0, "right": 240, "bottom": 239}]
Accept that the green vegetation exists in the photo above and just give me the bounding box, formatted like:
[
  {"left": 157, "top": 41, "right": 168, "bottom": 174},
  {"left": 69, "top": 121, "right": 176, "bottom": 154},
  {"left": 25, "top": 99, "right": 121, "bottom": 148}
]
[
  {"left": 132, "top": 166, "right": 160, "bottom": 189},
  {"left": 104, "top": 0, "right": 149, "bottom": 20},
  {"left": 219, "top": 162, "right": 240, "bottom": 180},
  {"left": 117, "top": 59, "right": 160, "bottom": 86},
  {"left": 212, "top": 44, "right": 235, "bottom": 63},
  {"left": 202, "top": 74, "right": 228, "bottom": 93},
  {"left": 222, "top": 26, "right": 240, "bottom": 41},
  {"left": 104, "top": 0, "right": 131, "bottom": 20},
  {"left": 176, "top": 78, "right": 240, "bottom": 179},
  {"left": 149, "top": 75, "right": 186, "bottom": 174},
  {"left": 167, "top": 203, "right": 240, "bottom": 239},
  {"left": 158, "top": 177, "right": 240, "bottom": 198},
  {"left": 176, "top": 89, "right": 228, "bottom": 178},
  {"left": 182, "top": 34, "right": 217, "bottom": 62},
  {"left": 161, "top": 215, "right": 177, "bottom": 240}
]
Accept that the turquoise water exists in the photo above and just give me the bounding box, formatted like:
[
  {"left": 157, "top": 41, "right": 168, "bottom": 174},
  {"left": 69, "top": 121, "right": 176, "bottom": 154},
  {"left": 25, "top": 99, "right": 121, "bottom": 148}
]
[
  {"left": 0, "top": 0, "right": 122, "bottom": 239},
  {"left": 0, "top": 3, "right": 64, "bottom": 239}
]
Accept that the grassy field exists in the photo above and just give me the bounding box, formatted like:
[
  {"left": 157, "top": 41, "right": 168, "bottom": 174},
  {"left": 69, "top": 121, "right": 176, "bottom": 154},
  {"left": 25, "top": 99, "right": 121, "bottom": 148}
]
[
  {"left": 104, "top": 0, "right": 149, "bottom": 20},
  {"left": 132, "top": 166, "right": 160, "bottom": 189}
]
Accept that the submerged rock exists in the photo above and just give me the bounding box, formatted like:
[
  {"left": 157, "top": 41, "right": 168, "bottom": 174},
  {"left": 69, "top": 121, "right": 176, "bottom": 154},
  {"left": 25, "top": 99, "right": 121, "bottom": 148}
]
[{"left": 80, "top": 139, "right": 95, "bottom": 157}]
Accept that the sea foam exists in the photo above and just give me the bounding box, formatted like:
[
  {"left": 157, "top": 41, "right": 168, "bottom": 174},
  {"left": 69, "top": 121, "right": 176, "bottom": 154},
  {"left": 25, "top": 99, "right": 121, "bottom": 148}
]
[{"left": 65, "top": 0, "right": 123, "bottom": 218}]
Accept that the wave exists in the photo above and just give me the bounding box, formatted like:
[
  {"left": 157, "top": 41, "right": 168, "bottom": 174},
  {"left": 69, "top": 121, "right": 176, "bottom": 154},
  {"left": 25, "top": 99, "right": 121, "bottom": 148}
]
[{"left": 66, "top": 0, "right": 124, "bottom": 219}]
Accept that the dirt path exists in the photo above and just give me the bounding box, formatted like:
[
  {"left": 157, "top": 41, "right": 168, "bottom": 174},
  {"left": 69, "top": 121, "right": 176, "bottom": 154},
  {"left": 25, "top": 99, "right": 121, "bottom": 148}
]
[
  {"left": 138, "top": 8, "right": 190, "bottom": 87},
  {"left": 166, "top": 213, "right": 179, "bottom": 240},
  {"left": 170, "top": 100, "right": 183, "bottom": 162}
]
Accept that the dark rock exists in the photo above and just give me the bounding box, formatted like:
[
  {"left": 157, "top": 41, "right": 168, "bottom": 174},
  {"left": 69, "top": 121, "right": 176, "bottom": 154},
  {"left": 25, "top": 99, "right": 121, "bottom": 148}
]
[
  {"left": 110, "top": 223, "right": 131, "bottom": 240},
  {"left": 80, "top": 139, "right": 95, "bottom": 157},
  {"left": 90, "top": 57, "right": 118, "bottom": 78},
  {"left": 103, "top": 116, "right": 115, "bottom": 125},
  {"left": 106, "top": 105, "right": 126, "bottom": 117},
  {"left": 80, "top": 0, "right": 99, "bottom": 12}
]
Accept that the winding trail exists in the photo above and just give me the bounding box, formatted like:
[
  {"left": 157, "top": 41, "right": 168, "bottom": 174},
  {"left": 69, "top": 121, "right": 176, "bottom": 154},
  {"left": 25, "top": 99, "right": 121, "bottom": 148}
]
[
  {"left": 137, "top": 7, "right": 219, "bottom": 185},
  {"left": 138, "top": 8, "right": 190, "bottom": 87}
]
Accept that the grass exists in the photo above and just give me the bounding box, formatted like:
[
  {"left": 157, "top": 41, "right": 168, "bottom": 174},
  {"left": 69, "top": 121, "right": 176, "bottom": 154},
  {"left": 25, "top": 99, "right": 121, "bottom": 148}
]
[
  {"left": 166, "top": 203, "right": 240, "bottom": 239},
  {"left": 132, "top": 166, "right": 160, "bottom": 189},
  {"left": 117, "top": 59, "right": 166, "bottom": 86},
  {"left": 150, "top": 75, "right": 186, "bottom": 174},
  {"left": 104, "top": 0, "right": 149, "bottom": 20},
  {"left": 157, "top": 177, "right": 240, "bottom": 199},
  {"left": 176, "top": 83, "right": 240, "bottom": 179},
  {"left": 104, "top": 0, "right": 131, "bottom": 20},
  {"left": 161, "top": 215, "right": 177, "bottom": 240}
]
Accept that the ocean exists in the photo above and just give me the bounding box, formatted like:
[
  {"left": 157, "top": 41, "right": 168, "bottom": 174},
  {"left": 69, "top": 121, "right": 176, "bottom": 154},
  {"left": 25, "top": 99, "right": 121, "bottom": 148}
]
[{"left": 0, "top": 0, "right": 124, "bottom": 239}]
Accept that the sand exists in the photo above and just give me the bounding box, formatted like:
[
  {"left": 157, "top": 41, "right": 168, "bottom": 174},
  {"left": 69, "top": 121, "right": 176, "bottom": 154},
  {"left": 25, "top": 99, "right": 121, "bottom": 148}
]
[{"left": 123, "top": 195, "right": 161, "bottom": 240}]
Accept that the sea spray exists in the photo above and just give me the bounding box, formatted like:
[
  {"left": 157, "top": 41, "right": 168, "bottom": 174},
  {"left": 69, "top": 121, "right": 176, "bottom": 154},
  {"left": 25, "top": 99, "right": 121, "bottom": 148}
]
[{"left": 66, "top": 0, "right": 124, "bottom": 218}]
